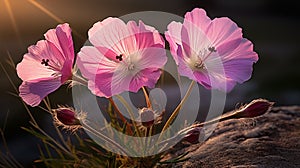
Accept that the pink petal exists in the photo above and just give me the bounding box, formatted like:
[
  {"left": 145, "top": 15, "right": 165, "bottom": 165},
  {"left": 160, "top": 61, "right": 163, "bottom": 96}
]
[
  {"left": 127, "top": 20, "right": 165, "bottom": 49},
  {"left": 194, "top": 71, "right": 230, "bottom": 91},
  {"left": 92, "top": 68, "right": 132, "bottom": 98},
  {"left": 165, "top": 21, "right": 183, "bottom": 64},
  {"left": 184, "top": 8, "right": 211, "bottom": 33},
  {"left": 176, "top": 55, "right": 196, "bottom": 81},
  {"left": 77, "top": 46, "right": 116, "bottom": 82},
  {"left": 222, "top": 40, "right": 258, "bottom": 84},
  {"left": 88, "top": 17, "right": 116, "bottom": 38},
  {"left": 16, "top": 40, "right": 63, "bottom": 81},
  {"left": 129, "top": 68, "right": 162, "bottom": 92},
  {"left": 138, "top": 47, "right": 167, "bottom": 69},
  {"left": 181, "top": 21, "right": 211, "bottom": 57},
  {"left": 222, "top": 39, "right": 259, "bottom": 61},
  {"left": 88, "top": 17, "right": 135, "bottom": 56},
  {"left": 206, "top": 17, "right": 242, "bottom": 47},
  {"left": 19, "top": 77, "right": 61, "bottom": 107},
  {"left": 193, "top": 71, "right": 212, "bottom": 89},
  {"left": 44, "top": 23, "right": 74, "bottom": 62},
  {"left": 60, "top": 59, "right": 73, "bottom": 83}
]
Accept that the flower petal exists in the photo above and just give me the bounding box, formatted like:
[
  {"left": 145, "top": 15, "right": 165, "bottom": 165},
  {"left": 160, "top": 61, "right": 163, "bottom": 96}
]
[
  {"left": 222, "top": 39, "right": 258, "bottom": 84},
  {"left": 127, "top": 20, "right": 165, "bottom": 49},
  {"left": 88, "top": 17, "right": 134, "bottom": 57},
  {"left": 92, "top": 68, "right": 132, "bottom": 98},
  {"left": 165, "top": 21, "right": 183, "bottom": 64},
  {"left": 184, "top": 8, "right": 211, "bottom": 33},
  {"left": 129, "top": 68, "right": 162, "bottom": 92},
  {"left": 181, "top": 20, "right": 212, "bottom": 58},
  {"left": 16, "top": 40, "right": 63, "bottom": 81},
  {"left": 77, "top": 46, "right": 116, "bottom": 82},
  {"left": 44, "top": 23, "right": 74, "bottom": 62},
  {"left": 138, "top": 47, "right": 167, "bottom": 69},
  {"left": 19, "top": 77, "right": 61, "bottom": 107},
  {"left": 206, "top": 17, "right": 242, "bottom": 47}
]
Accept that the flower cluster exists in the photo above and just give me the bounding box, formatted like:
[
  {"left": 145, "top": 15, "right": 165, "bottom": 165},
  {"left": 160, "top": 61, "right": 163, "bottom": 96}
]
[
  {"left": 17, "top": 8, "right": 258, "bottom": 107},
  {"left": 15, "top": 8, "right": 264, "bottom": 167}
]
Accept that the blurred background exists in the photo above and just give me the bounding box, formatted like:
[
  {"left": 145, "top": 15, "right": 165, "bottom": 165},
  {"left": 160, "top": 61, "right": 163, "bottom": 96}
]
[{"left": 0, "top": 0, "right": 299, "bottom": 166}]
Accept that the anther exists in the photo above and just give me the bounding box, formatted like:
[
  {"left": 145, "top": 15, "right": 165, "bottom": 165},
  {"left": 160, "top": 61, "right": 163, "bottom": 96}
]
[
  {"left": 208, "top": 46, "right": 216, "bottom": 52},
  {"left": 41, "top": 59, "right": 49, "bottom": 66},
  {"left": 116, "top": 54, "right": 123, "bottom": 61},
  {"left": 194, "top": 61, "right": 205, "bottom": 69}
]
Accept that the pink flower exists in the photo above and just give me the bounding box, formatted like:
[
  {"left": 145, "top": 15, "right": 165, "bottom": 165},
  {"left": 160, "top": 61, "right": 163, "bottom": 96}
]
[
  {"left": 165, "top": 8, "right": 258, "bottom": 92},
  {"left": 77, "top": 18, "right": 167, "bottom": 97},
  {"left": 16, "top": 23, "right": 74, "bottom": 107}
]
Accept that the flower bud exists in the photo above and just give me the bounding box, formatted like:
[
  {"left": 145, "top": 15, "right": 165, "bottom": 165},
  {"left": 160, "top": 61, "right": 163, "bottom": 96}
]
[
  {"left": 139, "top": 108, "right": 155, "bottom": 128},
  {"left": 53, "top": 106, "right": 81, "bottom": 127},
  {"left": 233, "top": 99, "right": 274, "bottom": 118},
  {"left": 183, "top": 127, "right": 201, "bottom": 144}
]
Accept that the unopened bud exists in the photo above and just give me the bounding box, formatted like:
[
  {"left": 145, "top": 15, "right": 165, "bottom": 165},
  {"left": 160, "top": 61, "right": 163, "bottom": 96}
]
[
  {"left": 139, "top": 108, "right": 155, "bottom": 128},
  {"left": 234, "top": 99, "right": 274, "bottom": 118},
  {"left": 183, "top": 127, "right": 201, "bottom": 144},
  {"left": 53, "top": 106, "right": 83, "bottom": 130}
]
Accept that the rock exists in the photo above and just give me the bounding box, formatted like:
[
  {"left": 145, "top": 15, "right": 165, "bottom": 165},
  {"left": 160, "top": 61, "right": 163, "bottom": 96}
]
[{"left": 161, "top": 106, "right": 300, "bottom": 168}]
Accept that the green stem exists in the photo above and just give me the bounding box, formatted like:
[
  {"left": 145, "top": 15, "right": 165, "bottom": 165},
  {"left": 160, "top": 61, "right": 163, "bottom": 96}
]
[
  {"left": 142, "top": 86, "right": 152, "bottom": 109},
  {"left": 158, "top": 81, "right": 195, "bottom": 142},
  {"left": 81, "top": 121, "right": 129, "bottom": 156},
  {"left": 115, "top": 95, "right": 142, "bottom": 138}
]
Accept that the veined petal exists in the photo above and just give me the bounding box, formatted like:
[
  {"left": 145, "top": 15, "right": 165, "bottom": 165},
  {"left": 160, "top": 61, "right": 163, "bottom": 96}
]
[
  {"left": 165, "top": 21, "right": 183, "bottom": 64},
  {"left": 129, "top": 68, "right": 162, "bottom": 92},
  {"left": 88, "top": 17, "right": 134, "bottom": 56},
  {"left": 222, "top": 39, "right": 258, "bottom": 83},
  {"left": 44, "top": 23, "right": 74, "bottom": 62},
  {"left": 92, "top": 68, "right": 132, "bottom": 98},
  {"left": 127, "top": 20, "right": 165, "bottom": 49},
  {"left": 181, "top": 20, "right": 211, "bottom": 58},
  {"left": 138, "top": 47, "right": 167, "bottom": 69},
  {"left": 77, "top": 46, "right": 116, "bottom": 84},
  {"left": 17, "top": 40, "right": 63, "bottom": 81},
  {"left": 184, "top": 8, "right": 211, "bottom": 33},
  {"left": 222, "top": 38, "right": 258, "bottom": 61},
  {"left": 19, "top": 77, "right": 61, "bottom": 107},
  {"left": 177, "top": 55, "right": 196, "bottom": 81},
  {"left": 207, "top": 17, "right": 242, "bottom": 47}
]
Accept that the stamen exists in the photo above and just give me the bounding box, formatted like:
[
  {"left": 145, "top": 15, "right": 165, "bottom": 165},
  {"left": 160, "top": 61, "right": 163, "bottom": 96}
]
[
  {"left": 128, "top": 63, "right": 135, "bottom": 71},
  {"left": 116, "top": 54, "right": 123, "bottom": 61},
  {"left": 208, "top": 46, "right": 216, "bottom": 52},
  {"left": 41, "top": 59, "right": 49, "bottom": 66},
  {"left": 194, "top": 61, "right": 205, "bottom": 69}
]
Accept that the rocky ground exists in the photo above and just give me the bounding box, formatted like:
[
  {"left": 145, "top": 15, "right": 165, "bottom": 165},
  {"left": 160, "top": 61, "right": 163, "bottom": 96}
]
[{"left": 162, "top": 106, "right": 300, "bottom": 168}]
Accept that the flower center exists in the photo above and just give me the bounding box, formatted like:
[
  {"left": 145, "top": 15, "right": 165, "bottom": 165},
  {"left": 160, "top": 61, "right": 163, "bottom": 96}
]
[
  {"left": 194, "top": 61, "right": 205, "bottom": 69},
  {"left": 128, "top": 63, "right": 135, "bottom": 71},
  {"left": 116, "top": 53, "right": 139, "bottom": 73},
  {"left": 40, "top": 58, "right": 61, "bottom": 76},
  {"left": 189, "top": 46, "right": 217, "bottom": 71}
]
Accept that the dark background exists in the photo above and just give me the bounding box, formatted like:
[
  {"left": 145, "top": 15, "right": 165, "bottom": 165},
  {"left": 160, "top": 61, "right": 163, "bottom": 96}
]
[{"left": 0, "top": 0, "right": 299, "bottom": 166}]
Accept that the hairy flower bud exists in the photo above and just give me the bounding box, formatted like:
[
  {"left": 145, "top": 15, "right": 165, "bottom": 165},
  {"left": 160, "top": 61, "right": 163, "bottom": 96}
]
[
  {"left": 139, "top": 108, "right": 155, "bottom": 128},
  {"left": 233, "top": 99, "right": 274, "bottom": 118},
  {"left": 183, "top": 127, "right": 201, "bottom": 144},
  {"left": 53, "top": 106, "right": 84, "bottom": 131},
  {"left": 55, "top": 107, "right": 80, "bottom": 125}
]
